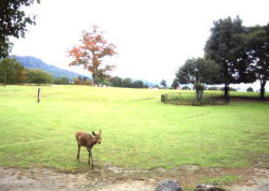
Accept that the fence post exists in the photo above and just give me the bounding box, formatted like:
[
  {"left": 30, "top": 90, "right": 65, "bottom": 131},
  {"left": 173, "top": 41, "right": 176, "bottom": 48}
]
[{"left": 37, "top": 88, "right": 41, "bottom": 103}]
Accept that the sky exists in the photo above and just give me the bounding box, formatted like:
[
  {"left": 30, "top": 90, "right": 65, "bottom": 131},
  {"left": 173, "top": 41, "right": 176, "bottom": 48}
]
[{"left": 11, "top": 0, "right": 269, "bottom": 87}]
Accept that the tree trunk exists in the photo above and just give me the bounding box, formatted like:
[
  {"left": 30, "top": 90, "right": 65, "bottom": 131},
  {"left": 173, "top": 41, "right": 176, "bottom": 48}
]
[
  {"left": 92, "top": 73, "right": 97, "bottom": 85},
  {"left": 196, "top": 89, "right": 204, "bottom": 104},
  {"left": 224, "top": 83, "right": 230, "bottom": 103},
  {"left": 260, "top": 80, "right": 266, "bottom": 100},
  {"left": 3, "top": 77, "right": 7, "bottom": 87}
]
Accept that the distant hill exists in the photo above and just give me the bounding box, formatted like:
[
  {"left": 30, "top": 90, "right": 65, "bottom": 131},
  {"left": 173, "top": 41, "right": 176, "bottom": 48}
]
[
  {"left": 137, "top": 79, "right": 156, "bottom": 87},
  {"left": 13, "top": 56, "right": 157, "bottom": 86},
  {"left": 14, "top": 56, "right": 84, "bottom": 79}
]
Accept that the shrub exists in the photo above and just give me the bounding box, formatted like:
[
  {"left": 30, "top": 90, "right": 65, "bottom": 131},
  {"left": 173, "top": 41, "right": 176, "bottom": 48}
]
[
  {"left": 53, "top": 77, "right": 70, "bottom": 84},
  {"left": 182, "top": 86, "right": 191, "bottom": 90},
  {"left": 73, "top": 76, "right": 93, "bottom": 85},
  {"left": 161, "top": 94, "right": 167, "bottom": 102},
  {"left": 247, "top": 87, "right": 254, "bottom": 92},
  {"left": 161, "top": 92, "right": 227, "bottom": 106},
  {"left": 220, "top": 87, "right": 237, "bottom": 91},
  {"left": 207, "top": 86, "right": 219, "bottom": 90},
  {"left": 194, "top": 83, "right": 205, "bottom": 91}
]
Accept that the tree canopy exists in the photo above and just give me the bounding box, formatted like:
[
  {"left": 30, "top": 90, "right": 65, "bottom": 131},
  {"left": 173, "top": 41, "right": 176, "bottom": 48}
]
[
  {"left": 204, "top": 16, "right": 256, "bottom": 99},
  {"left": 175, "top": 57, "right": 220, "bottom": 85},
  {"left": 239, "top": 24, "right": 269, "bottom": 99},
  {"left": 0, "top": 0, "right": 40, "bottom": 59},
  {"left": 160, "top": 80, "right": 167, "bottom": 88}
]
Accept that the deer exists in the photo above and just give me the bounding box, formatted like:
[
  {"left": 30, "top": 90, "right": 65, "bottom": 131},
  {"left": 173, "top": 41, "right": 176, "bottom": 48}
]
[{"left": 75, "top": 130, "right": 102, "bottom": 169}]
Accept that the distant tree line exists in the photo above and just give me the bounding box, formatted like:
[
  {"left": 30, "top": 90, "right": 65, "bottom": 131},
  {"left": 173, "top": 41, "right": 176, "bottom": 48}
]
[
  {"left": 0, "top": 58, "right": 67, "bottom": 85},
  {"left": 173, "top": 16, "right": 269, "bottom": 100},
  {"left": 105, "top": 76, "right": 148, "bottom": 88},
  {"left": 0, "top": 58, "right": 149, "bottom": 88}
]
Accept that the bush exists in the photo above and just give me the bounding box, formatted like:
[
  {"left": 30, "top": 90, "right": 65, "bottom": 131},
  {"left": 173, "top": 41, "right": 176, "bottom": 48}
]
[
  {"left": 182, "top": 86, "right": 191, "bottom": 90},
  {"left": 247, "top": 87, "right": 254, "bottom": 92},
  {"left": 161, "top": 92, "right": 227, "bottom": 106},
  {"left": 207, "top": 86, "right": 219, "bottom": 90},
  {"left": 161, "top": 94, "right": 167, "bottom": 102},
  {"left": 220, "top": 87, "right": 237, "bottom": 91},
  {"left": 73, "top": 76, "right": 93, "bottom": 85},
  {"left": 194, "top": 83, "right": 205, "bottom": 91},
  {"left": 53, "top": 77, "right": 70, "bottom": 85}
]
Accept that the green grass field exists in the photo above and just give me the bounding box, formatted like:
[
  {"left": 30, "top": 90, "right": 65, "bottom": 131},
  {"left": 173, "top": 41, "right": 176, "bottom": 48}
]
[{"left": 0, "top": 85, "right": 269, "bottom": 172}]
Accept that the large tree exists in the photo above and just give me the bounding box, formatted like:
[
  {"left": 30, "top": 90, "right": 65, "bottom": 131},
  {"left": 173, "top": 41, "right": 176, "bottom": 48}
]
[
  {"left": 68, "top": 26, "right": 117, "bottom": 84},
  {"left": 204, "top": 16, "right": 255, "bottom": 100},
  {"left": 0, "top": 0, "right": 40, "bottom": 59},
  {"left": 240, "top": 25, "right": 269, "bottom": 99}
]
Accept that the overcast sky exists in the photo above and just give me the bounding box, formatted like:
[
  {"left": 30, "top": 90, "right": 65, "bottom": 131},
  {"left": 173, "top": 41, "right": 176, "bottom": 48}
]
[{"left": 11, "top": 0, "right": 269, "bottom": 85}]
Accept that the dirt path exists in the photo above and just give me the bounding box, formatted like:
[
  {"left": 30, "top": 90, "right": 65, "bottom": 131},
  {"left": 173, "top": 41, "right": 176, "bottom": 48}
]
[
  {"left": 230, "top": 168, "right": 269, "bottom": 191},
  {"left": 0, "top": 166, "right": 269, "bottom": 191}
]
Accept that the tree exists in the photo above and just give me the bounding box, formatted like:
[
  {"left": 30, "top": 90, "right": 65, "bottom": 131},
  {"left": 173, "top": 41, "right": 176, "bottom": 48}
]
[
  {"left": 160, "top": 80, "right": 167, "bottom": 88},
  {"left": 175, "top": 57, "right": 220, "bottom": 103},
  {"left": 110, "top": 76, "right": 123, "bottom": 87},
  {"left": 175, "top": 57, "right": 220, "bottom": 85},
  {"left": 68, "top": 26, "right": 117, "bottom": 84},
  {"left": 0, "top": 0, "right": 40, "bottom": 59},
  {"left": 0, "top": 58, "right": 25, "bottom": 85},
  {"left": 132, "top": 80, "right": 144, "bottom": 88},
  {"left": 171, "top": 79, "right": 179, "bottom": 89},
  {"left": 240, "top": 25, "right": 269, "bottom": 99},
  {"left": 204, "top": 16, "right": 255, "bottom": 101},
  {"left": 122, "top": 78, "right": 132, "bottom": 88}
]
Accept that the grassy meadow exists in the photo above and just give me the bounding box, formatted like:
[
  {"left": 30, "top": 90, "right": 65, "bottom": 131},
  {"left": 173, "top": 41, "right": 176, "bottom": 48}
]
[{"left": 0, "top": 85, "right": 269, "bottom": 171}]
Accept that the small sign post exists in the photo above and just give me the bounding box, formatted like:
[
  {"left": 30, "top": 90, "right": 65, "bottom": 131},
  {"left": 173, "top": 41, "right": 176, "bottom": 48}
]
[{"left": 37, "top": 88, "right": 41, "bottom": 103}]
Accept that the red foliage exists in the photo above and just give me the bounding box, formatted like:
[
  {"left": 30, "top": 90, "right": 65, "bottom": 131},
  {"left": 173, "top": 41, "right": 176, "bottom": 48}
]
[{"left": 68, "top": 25, "right": 117, "bottom": 83}]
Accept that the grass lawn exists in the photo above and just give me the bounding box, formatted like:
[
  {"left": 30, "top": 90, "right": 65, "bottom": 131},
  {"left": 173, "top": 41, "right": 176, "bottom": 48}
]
[{"left": 0, "top": 85, "right": 269, "bottom": 172}]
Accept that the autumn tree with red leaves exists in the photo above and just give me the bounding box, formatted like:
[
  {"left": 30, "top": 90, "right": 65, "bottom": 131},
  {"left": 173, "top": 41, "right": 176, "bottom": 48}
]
[{"left": 68, "top": 26, "right": 116, "bottom": 84}]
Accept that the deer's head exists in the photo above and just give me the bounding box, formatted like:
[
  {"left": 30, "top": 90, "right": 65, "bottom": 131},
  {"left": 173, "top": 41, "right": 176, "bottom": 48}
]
[{"left": 92, "top": 131, "right": 102, "bottom": 144}]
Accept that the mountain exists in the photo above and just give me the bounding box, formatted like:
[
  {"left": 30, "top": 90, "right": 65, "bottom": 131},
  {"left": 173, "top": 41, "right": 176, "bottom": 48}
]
[
  {"left": 14, "top": 56, "right": 84, "bottom": 79},
  {"left": 13, "top": 56, "right": 158, "bottom": 86},
  {"left": 138, "top": 79, "right": 157, "bottom": 87}
]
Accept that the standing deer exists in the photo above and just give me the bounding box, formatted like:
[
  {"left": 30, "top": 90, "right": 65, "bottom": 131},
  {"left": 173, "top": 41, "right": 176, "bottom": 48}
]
[{"left": 75, "top": 131, "right": 102, "bottom": 168}]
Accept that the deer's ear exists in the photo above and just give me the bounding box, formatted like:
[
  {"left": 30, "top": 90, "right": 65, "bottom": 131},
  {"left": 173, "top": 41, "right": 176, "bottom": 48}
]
[
  {"left": 99, "top": 130, "right": 102, "bottom": 135},
  {"left": 92, "top": 131, "right": 96, "bottom": 136}
]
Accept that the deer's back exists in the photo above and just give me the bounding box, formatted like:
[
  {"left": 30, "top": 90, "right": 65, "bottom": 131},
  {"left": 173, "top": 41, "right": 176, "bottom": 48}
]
[{"left": 75, "top": 132, "right": 94, "bottom": 147}]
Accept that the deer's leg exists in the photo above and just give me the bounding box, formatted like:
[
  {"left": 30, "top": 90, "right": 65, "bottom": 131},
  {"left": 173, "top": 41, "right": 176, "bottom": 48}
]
[
  {"left": 90, "top": 150, "right": 94, "bottom": 169},
  {"left": 88, "top": 150, "right": 91, "bottom": 166},
  {"left": 87, "top": 147, "right": 94, "bottom": 168},
  {"left": 77, "top": 145, "right": 81, "bottom": 162}
]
